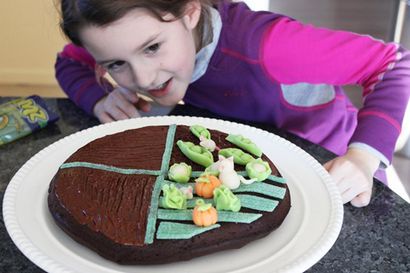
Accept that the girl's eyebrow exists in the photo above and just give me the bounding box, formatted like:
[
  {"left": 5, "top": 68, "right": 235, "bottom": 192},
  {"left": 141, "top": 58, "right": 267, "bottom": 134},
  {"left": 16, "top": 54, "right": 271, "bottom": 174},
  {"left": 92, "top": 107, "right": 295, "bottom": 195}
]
[{"left": 96, "top": 33, "right": 161, "bottom": 65}]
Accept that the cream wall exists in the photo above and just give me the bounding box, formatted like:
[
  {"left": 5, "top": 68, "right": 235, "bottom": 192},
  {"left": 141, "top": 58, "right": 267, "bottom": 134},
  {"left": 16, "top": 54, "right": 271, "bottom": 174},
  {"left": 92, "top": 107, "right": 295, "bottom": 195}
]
[{"left": 0, "top": 1, "right": 67, "bottom": 87}]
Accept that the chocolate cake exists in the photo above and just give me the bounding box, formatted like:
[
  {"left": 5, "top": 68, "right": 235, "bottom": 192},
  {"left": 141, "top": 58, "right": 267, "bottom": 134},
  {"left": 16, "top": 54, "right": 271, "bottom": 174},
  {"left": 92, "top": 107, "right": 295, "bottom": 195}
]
[{"left": 48, "top": 124, "right": 291, "bottom": 264}]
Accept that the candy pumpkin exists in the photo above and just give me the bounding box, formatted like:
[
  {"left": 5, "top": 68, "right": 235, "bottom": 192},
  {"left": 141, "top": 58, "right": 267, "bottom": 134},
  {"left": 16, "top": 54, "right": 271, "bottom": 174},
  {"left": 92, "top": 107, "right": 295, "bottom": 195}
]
[
  {"left": 195, "top": 174, "right": 221, "bottom": 198},
  {"left": 192, "top": 199, "right": 218, "bottom": 227}
]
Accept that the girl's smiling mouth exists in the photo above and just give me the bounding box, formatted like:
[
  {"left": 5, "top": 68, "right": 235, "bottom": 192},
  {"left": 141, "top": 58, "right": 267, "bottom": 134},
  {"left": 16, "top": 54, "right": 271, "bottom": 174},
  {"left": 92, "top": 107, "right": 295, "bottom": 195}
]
[{"left": 147, "top": 79, "right": 172, "bottom": 98}]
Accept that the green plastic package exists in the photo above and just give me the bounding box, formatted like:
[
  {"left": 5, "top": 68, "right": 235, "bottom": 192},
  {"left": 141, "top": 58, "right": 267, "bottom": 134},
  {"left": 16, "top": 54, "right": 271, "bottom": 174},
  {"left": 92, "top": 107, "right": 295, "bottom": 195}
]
[{"left": 0, "top": 96, "right": 59, "bottom": 145}]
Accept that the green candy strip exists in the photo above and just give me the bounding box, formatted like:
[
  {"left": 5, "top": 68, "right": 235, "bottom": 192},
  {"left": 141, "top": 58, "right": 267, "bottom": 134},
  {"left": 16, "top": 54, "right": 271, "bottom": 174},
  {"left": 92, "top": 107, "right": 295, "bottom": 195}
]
[
  {"left": 157, "top": 209, "right": 193, "bottom": 221},
  {"left": 157, "top": 209, "right": 262, "bottom": 224},
  {"left": 145, "top": 124, "right": 178, "bottom": 244},
  {"left": 226, "top": 134, "right": 262, "bottom": 157},
  {"left": 232, "top": 183, "right": 286, "bottom": 199},
  {"left": 162, "top": 180, "right": 285, "bottom": 199},
  {"left": 191, "top": 171, "right": 205, "bottom": 178},
  {"left": 236, "top": 194, "right": 279, "bottom": 212},
  {"left": 163, "top": 180, "right": 196, "bottom": 189},
  {"left": 218, "top": 211, "right": 262, "bottom": 223},
  {"left": 161, "top": 196, "right": 277, "bottom": 212},
  {"left": 159, "top": 197, "right": 212, "bottom": 209},
  {"left": 144, "top": 176, "right": 165, "bottom": 244},
  {"left": 160, "top": 124, "right": 177, "bottom": 174},
  {"left": 156, "top": 222, "right": 220, "bottom": 240},
  {"left": 60, "top": 162, "right": 161, "bottom": 176},
  {"left": 267, "top": 174, "right": 286, "bottom": 184}
]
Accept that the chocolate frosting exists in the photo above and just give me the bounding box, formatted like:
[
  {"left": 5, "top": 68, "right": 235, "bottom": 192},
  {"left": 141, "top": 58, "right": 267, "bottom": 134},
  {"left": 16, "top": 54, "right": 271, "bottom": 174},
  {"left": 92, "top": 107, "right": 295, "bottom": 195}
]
[{"left": 48, "top": 125, "right": 291, "bottom": 264}]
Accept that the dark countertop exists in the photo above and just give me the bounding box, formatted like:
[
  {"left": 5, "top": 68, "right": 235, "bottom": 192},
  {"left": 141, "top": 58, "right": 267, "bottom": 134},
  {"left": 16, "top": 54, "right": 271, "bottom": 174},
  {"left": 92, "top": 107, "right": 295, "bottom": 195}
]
[{"left": 0, "top": 97, "right": 409, "bottom": 273}]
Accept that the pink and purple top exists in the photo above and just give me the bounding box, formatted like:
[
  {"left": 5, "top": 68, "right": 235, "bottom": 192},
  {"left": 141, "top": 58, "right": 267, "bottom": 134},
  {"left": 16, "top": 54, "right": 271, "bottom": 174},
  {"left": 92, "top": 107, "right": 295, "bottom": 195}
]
[{"left": 55, "top": 1, "right": 410, "bottom": 167}]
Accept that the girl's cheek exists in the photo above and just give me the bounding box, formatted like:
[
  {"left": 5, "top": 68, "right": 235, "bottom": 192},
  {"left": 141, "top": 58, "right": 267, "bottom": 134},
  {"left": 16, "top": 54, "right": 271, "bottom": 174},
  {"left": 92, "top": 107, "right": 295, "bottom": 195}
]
[{"left": 111, "top": 73, "right": 133, "bottom": 90}]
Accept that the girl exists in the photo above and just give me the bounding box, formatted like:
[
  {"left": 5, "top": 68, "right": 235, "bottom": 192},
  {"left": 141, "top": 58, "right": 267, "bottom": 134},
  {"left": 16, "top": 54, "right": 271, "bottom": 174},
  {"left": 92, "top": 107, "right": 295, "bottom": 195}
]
[{"left": 55, "top": 0, "right": 410, "bottom": 207}]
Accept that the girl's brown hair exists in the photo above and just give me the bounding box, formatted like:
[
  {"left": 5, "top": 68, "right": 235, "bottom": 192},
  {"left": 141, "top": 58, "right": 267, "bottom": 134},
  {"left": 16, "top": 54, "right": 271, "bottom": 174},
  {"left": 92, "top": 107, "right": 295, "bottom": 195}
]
[{"left": 59, "top": 0, "right": 220, "bottom": 47}]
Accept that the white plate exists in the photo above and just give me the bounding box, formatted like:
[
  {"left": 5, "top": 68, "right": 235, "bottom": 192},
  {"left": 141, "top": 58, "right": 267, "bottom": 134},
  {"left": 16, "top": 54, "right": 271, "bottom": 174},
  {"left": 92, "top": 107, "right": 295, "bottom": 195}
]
[{"left": 3, "top": 116, "right": 343, "bottom": 273}]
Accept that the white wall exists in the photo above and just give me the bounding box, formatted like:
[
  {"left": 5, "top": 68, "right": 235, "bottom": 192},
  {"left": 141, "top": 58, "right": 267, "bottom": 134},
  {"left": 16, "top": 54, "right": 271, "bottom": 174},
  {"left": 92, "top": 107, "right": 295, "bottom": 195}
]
[{"left": 240, "top": 0, "right": 270, "bottom": 11}]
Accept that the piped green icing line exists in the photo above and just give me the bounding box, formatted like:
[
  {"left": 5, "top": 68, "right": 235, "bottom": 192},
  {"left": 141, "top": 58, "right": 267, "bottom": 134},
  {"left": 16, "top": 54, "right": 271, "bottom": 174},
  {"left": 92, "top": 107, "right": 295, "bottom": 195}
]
[
  {"left": 156, "top": 222, "right": 220, "bottom": 240},
  {"left": 237, "top": 171, "right": 287, "bottom": 184},
  {"left": 236, "top": 194, "right": 279, "bottom": 212},
  {"left": 232, "top": 182, "right": 286, "bottom": 199},
  {"left": 157, "top": 209, "right": 262, "bottom": 223},
  {"left": 160, "top": 124, "right": 177, "bottom": 174},
  {"left": 60, "top": 162, "right": 161, "bottom": 175},
  {"left": 144, "top": 176, "right": 165, "bottom": 244}
]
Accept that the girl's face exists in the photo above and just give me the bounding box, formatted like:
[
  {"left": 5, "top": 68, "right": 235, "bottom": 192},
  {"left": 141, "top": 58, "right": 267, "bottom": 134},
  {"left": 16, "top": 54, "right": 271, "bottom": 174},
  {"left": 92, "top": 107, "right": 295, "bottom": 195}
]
[{"left": 79, "top": 3, "right": 201, "bottom": 106}]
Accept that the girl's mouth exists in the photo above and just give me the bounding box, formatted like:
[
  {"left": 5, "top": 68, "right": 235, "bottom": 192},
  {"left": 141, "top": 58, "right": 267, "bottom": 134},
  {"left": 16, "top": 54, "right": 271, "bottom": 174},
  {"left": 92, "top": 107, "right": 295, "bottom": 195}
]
[{"left": 147, "top": 79, "right": 172, "bottom": 98}]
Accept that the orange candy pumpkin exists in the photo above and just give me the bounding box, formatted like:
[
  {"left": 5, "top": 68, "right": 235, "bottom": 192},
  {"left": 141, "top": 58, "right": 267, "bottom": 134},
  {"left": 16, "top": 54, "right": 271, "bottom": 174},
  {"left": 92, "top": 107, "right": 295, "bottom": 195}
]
[
  {"left": 195, "top": 174, "right": 221, "bottom": 198},
  {"left": 192, "top": 199, "right": 218, "bottom": 227}
]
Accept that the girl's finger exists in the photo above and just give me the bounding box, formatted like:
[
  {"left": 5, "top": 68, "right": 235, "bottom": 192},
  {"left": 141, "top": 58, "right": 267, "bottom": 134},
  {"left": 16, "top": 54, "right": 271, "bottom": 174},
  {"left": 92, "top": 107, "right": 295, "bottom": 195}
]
[
  {"left": 135, "top": 97, "right": 152, "bottom": 112},
  {"left": 98, "top": 111, "right": 115, "bottom": 124},
  {"left": 350, "top": 190, "right": 372, "bottom": 207},
  {"left": 118, "top": 87, "right": 139, "bottom": 104},
  {"left": 107, "top": 105, "right": 131, "bottom": 120},
  {"left": 109, "top": 91, "right": 140, "bottom": 119}
]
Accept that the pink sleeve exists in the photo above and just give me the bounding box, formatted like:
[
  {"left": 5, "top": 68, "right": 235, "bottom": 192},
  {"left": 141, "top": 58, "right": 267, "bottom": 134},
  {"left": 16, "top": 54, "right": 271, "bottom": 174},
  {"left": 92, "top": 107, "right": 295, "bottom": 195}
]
[
  {"left": 261, "top": 17, "right": 397, "bottom": 94},
  {"left": 59, "top": 43, "right": 97, "bottom": 69},
  {"left": 261, "top": 17, "right": 410, "bottom": 162}
]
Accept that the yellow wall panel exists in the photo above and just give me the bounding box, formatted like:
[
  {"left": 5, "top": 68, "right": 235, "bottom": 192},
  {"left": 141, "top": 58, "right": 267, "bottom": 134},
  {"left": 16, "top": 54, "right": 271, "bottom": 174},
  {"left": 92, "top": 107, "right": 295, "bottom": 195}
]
[{"left": 0, "top": 1, "right": 67, "bottom": 87}]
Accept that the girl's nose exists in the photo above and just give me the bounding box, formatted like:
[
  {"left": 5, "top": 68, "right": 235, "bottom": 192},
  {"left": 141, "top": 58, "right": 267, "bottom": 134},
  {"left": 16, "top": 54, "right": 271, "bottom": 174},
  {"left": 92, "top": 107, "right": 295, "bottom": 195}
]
[{"left": 132, "top": 64, "right": 156, "bottom": 91}]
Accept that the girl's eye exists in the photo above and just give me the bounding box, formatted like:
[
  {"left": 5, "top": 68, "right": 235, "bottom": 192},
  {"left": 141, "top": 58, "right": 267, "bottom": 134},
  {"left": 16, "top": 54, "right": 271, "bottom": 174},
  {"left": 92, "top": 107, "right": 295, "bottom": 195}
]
[
  {"left": 145, "top": 43, "right": 160, "bottom": 55},
  {"left": 107, "top": 61, "right": 125, "bottom": 71}
]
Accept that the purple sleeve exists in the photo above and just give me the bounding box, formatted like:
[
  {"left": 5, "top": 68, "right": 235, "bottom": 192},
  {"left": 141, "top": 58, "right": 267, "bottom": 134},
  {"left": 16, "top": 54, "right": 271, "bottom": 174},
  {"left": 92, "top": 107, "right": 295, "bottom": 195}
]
[
  {"left": 349, "top": 46, "right": 410, "bottom": 161},
  {"left": 54, "top": 44, "right": 114, "bottom": 116},
  {"left": 261, "top": 18, "right": 410, "bottom": 162}
]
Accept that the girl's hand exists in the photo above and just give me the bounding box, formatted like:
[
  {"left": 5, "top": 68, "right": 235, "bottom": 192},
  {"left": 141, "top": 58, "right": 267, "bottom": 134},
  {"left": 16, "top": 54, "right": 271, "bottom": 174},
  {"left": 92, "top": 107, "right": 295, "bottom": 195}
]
[
  {"left": 93, "top": 87, "right": 151, "bottom": 123},
  {"left": 324, "top": 147, "right": 380, "bottom": 207}
]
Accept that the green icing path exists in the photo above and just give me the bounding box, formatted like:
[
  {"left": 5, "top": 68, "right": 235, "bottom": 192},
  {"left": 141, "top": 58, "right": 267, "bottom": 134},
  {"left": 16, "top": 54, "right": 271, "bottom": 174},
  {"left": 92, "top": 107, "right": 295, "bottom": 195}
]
[
  {"left": 163, "top": 180, "right": 286, "bottom": 200},
  {"left": 236, "top": 194, "right": 279, "bottom": 212},
  {"left": 232, "top": 182, "right": 286, "bottom": 199},
  {"left": 157, "top": 222, "right": 221, "bottom": 240},
  {"left": 160, "top": 124, "right": 176, "bottom": 173},
  {"left": 157, "top": 209, "right": 262, "bottom": 223},
  {"left": 267, "top": 174, "right": 287, "bottom": 184},
  {"left": 191, "top": 171, "right": 205, "bottom": 178},
  {"left": 60, "top": 162, "right": 161, "bottom": 176},
  {"left": 144, "top": 176, "right": 165, "bottom": 244},
  {"left": 144, "top": 124, "right": 177, "bottom": 244},
  {"left": 218, "top": 211, "right": 262, "bottom": 223},
  {"left": 160, "top": 196, "right": 278, "bottom": 212}
]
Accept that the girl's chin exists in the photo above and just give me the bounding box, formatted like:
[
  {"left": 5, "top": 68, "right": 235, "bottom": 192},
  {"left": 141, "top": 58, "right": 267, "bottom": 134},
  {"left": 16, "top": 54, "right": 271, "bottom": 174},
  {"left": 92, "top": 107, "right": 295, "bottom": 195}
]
[
  {"left": 154, "top": 92, "right": 186, "bottom": 106},
  {"left": 154, "top": 97, "right": 182, "bottom": 107}
]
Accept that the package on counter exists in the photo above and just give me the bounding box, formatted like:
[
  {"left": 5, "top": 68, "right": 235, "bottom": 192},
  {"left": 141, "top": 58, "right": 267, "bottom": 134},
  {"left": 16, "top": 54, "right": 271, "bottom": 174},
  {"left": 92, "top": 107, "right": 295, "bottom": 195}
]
[{"left": 0, "top": 95, "right": 59, "bottom": 145}]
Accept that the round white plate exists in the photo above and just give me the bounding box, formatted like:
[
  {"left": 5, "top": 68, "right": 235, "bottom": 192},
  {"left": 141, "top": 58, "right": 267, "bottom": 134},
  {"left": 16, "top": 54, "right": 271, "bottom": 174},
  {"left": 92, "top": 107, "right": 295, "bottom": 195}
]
[{"left": 3, "top": 116, "right": 343, "bottom": 273}]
